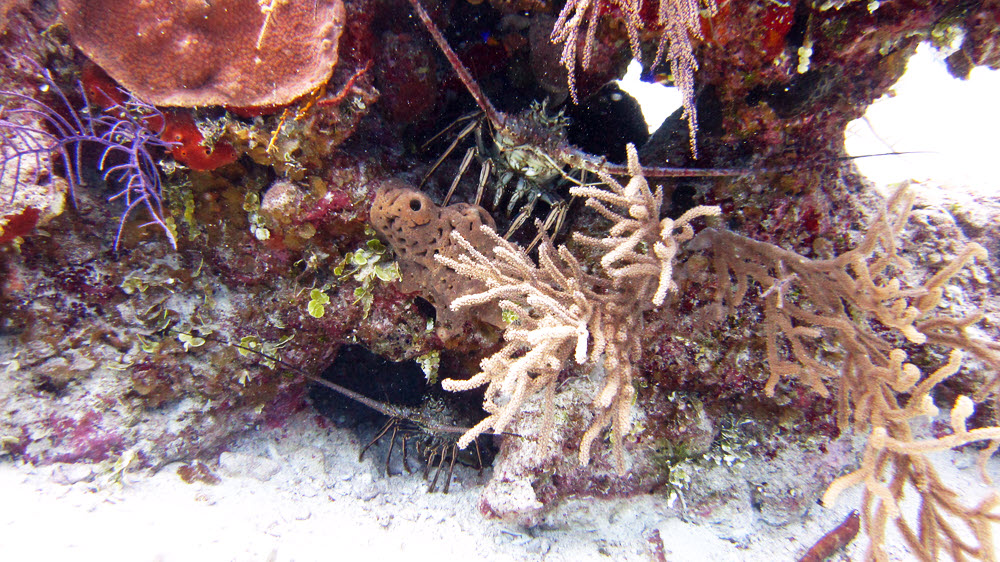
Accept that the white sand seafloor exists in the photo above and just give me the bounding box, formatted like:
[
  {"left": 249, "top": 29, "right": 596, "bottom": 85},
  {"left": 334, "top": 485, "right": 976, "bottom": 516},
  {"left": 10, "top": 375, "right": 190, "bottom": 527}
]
[
  {"left": 3, "top": 46, "right": 999, "bottom": 562},
  {"left": 1, "top": 408, "right": 998, "bottom": 562}
]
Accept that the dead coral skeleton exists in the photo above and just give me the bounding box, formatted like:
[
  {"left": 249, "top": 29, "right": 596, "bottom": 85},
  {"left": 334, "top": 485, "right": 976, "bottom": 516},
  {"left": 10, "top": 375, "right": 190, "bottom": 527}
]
[{"left": 436, "top": 143, "right": 720, "bottom": 470}]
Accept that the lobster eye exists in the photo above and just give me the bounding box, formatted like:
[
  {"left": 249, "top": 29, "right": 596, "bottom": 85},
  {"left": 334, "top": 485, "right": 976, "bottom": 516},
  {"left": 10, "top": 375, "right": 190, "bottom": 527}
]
[{"left": 410, "top": 198, "right": 422, "bottom": 211}]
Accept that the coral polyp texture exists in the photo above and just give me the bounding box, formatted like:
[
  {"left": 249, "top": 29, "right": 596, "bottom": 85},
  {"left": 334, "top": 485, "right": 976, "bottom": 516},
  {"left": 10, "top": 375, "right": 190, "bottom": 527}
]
[
  {"left": 1, "top": 0, "right": 1000, "bottom": 559},
  {"left": 57, "top": 0, "right": 346, "bottom": 107}
]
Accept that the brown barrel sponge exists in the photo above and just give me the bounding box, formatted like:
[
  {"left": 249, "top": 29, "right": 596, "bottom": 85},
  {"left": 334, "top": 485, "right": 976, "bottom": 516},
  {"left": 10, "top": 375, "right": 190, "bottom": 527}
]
[{"left": 369, "top": 180, "right": 503, "bottom": 338}]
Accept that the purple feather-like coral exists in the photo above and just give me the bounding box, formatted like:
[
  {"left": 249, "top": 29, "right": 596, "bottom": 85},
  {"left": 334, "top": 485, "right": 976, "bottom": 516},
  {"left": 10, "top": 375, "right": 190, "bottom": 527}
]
[{"left": 0, "top": 62, "right": 177, "bottom": 249}]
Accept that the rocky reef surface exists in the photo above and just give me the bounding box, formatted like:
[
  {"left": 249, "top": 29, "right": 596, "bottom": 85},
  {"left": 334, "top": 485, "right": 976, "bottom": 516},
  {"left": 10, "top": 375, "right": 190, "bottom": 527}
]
[{"left": 1, "top": 0, "right": 998, "bottom": 558}]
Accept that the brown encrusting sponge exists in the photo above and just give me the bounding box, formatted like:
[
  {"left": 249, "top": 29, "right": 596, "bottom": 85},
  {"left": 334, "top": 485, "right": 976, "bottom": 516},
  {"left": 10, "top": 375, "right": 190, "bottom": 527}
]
[
  {"left": 57, "top": 0, "right": 345, "bottom": 108},
  {"left": 369, "top": 181, "right": 503, "bottom": 339}
]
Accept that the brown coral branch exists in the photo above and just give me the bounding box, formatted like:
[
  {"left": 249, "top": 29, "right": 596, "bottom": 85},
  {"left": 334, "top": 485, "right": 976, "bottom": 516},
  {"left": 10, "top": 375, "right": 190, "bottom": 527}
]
[{"left": 798, "top": 510, "right": 861, "bottom": 562}]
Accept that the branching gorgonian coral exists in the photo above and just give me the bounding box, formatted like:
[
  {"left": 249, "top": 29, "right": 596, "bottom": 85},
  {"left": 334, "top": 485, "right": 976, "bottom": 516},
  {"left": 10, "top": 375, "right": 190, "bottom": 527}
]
[
  {"left": 550, "top": 0, "right": 717, "bottom": 156},
  {"left": 692, "top": 187, "right": 1000, "bottom": 560},
  {"left": 436, "top": 143, "right": 719, "bottom": 470},
  {"left": 0, "top": 62, "right": 176, "bottom": 248},
  {"left": 437, "top": 140, "right": 1000, "bottom": 558}
]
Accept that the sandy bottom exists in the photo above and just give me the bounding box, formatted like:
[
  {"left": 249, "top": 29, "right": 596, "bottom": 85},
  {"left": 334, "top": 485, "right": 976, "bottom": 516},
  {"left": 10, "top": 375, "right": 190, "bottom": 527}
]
[{"left": 2, "top": 408, "right": 995, "bottom": 562}]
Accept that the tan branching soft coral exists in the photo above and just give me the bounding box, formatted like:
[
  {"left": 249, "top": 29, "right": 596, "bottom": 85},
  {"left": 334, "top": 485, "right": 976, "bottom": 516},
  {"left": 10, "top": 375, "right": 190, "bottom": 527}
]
[
  {"left": 693, "top": 186, "right": 1000, "bottom": 560},
  {"left": 550, "top": 0, "right": 717, "bottom": 155},
  {"left": 57, "top": 0, "right": 345, "bottom": 107},
  {"left": 369, "top": 181, "right": 504, "bottom": 339},
  {"left": 819, "top": 357, "right": 1000, "bottom": 561},
  {"left": 436, "top": 144, "right": 720, "bottom": 471},
  {"left": 427, "top": 146, "right": 1000, "bottom": 557}
]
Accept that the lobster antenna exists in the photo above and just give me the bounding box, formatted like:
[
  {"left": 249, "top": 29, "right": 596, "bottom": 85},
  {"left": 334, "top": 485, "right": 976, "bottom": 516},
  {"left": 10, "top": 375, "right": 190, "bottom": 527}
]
[
  {"left": 163, "top": 329, "right": 409, "bottom": 418},
  {"left": 600, "top": 150, "right": 929, "bottom": 179},
  {"left": 406, "top": 0, "right": 505, "bottom": 128}
]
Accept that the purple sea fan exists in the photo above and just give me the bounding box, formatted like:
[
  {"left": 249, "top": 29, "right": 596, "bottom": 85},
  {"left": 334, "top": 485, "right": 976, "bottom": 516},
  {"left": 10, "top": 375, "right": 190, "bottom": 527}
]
[{"left": 0, "top": 62, "right": 177, "bottom": 249}]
